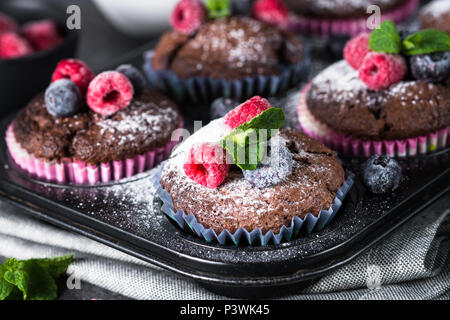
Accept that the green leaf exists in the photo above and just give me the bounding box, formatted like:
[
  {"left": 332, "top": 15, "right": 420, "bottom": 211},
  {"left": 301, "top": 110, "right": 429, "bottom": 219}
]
[
  {"left": 206, "top": 0, "right": 231, "bottom": 19},
  {"left": 31, "top": 254, "right": 73, "bottom": 278},
  {"left": 222, "top": 108, "right": 285, "bottom": 170},
  {"left": 369, "top": 20, "right": 401, "bottom": 54},
  {"left": 401, "top": 29, "right": 450, "bottom": 55},
  {"left": 0, "top": 264, "right": 16, "bottom": 300}
]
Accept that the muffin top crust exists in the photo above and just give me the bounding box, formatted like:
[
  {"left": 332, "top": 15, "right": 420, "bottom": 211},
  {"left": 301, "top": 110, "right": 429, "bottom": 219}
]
[{"left": 420, "top": 0, "right": 450, "bottom": 34}]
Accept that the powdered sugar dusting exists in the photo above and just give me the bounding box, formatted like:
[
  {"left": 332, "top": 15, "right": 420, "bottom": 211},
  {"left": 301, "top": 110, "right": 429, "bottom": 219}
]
[{"left": 423, "top": 0, "right": 450, "bottom": 18}]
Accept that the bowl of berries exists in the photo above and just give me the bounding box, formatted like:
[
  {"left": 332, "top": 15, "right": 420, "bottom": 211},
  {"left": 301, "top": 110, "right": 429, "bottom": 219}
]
[{"left": 0, "top": 0, "right": 79, "bottom": 117}]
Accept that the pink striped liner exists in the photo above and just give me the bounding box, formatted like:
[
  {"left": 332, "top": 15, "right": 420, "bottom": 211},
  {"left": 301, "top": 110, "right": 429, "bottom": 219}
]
[
  {"left": 288, "top": 0, "right": 419, "bottom": 37},
  {"left": 297, "top": 86, "right": 449, "bottom": 158},
  {"left": 5, "top": 123, "right": 183, "bottom": 184}
]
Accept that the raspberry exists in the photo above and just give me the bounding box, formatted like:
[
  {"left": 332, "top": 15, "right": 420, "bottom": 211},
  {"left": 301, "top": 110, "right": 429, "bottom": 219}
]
[
  {"left": 52, "top": 59, "right": 95, "bottom": 96},
  {"left": 87, "top": 71, "right": 134, "bottom": 117},
  {"left": 252, "top": 0, "right": 288, "bottom": 28},
  {"left": 183, "top": 143, "right": 231, "bottom": 189},
  {"left": 170, "top": 0, "right": 206, "bottom": 35},
  {"left": 343, "top": 33, "right": 370, "bottom": 69},
  {"left": 22, "top": 20, "right": 63, "bottom": 51},
  {"left": 224, "top": 96, "right": 271, "bottom": 129},
  {"left": 358, "top": 52, "right": 407, "bottom": 91},
  {"left": 45, "top": 79, "right": 82, "bottom": 117},
  {"left": 0, "top": 13, "right": 18, "bottom": 34},
  {"left": 0, "top": 32, "right": 33, "bottom": 59}
]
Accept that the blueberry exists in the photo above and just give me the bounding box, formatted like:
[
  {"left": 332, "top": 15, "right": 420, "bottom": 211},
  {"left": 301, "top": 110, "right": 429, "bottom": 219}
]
[
  {"left": 362, "top": 155, "right": 402, "bottom": 194},
  {"left": 210, "top": 97, "right": 239, "bottom": 120},
  {"left": 231, "top": 0, "right": 253, "bottom": 16},
  {"left": 116, "top": 64, "right": 147, "bottom": 96},
  {"left": 410, "top": 51, "right": 450, "bottom": 84},
  {"left": 45, "top": 79, "right": 82, "bottom": 117},
  {"left": 243, "top": 138, "right": 293, "bottom": 189}
]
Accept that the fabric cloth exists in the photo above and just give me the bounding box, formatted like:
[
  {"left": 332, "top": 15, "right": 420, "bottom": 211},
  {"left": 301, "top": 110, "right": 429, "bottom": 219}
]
[{"left": 0, "top": 191, "right": 448, "bottom": 300}]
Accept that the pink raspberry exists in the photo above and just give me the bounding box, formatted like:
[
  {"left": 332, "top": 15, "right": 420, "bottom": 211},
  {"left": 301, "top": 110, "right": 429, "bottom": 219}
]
[
  {"left": 52, "top": 59, "right": 95, "bottom": 96},
  {"left": 224, "top": 96, "right": 271, "bottom": 129},
  {"left": 22, "top": 20, "right": 63, "bottom": 51},
  {"left": 183, "top": 143, "right": 231, "bottom": 189},
  {"left": 0, "top": 32, "right": 33, "bottom": 59},
  {"left": 358, "top": 52, "right": 407, "bottom": 91},
  {"left": 0, "top": 13, "right": 18, "bottom": 34},
  {"left": 87, "top": 71, "right": 134, "bottom": 117},
  {"left": 343, "top": 33, "right": 371, "bottom": 69},
  {"left": 170, "top": 0, "right": 206, "bottom": 35},
  {"left": 252, "top": 0, "right": 288, "bottom": 28}
]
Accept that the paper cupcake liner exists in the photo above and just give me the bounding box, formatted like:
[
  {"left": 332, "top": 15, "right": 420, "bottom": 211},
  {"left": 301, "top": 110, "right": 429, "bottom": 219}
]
[
  {"left": 287, "top": 0, "right": 419, "bottom": 36},
  {"left": 152, "top": 164, "right": 354, "bottom": 246},
  {"left": 5, "top": 123, "right": 183, "bottom": 184},
  {"left": 298, "top": 85, "right": 449, "bottom": 158},
  {"left": 142, "top": 49, "right": 310, "bottom": 105}
]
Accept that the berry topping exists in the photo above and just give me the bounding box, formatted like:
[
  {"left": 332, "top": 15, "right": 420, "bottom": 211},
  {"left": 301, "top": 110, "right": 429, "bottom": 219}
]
[
  {"left": 252, "top": 0, "right": 288, "bottom": 28},
  {"left": 358, "top": 52, "right": 406, "bottom": 90},
  {"left": 210, "top": 97, "right": 239, "bottom": 120},
  {"left": 362, "top": 155, "right": 402, "bottom": 194},
  {"left": 224, "top": 96, "right": 271, "bottom": 129},
  {"left": 45, "top": 79, "right": 82, "bottom": 118},
  {"left": 243, "top": 139, "right": 293, "bottom": 189},
  {"left": 22, "top": 20, "right": 63, "bottom": 51},
  {"left": 0, "top": 32, "right": 33, "bottom": 59},
  {"left": 183, "top": 143, "right": 231, "bottom": 189},
  {"left": 52, "top": 59, "right": 95, "bottom": 96},
  {"left": 343, "top": 33, "right": 370, "bottom": 69},
  {"left": 0, "top": 13, "right": 18, "bottom": 34},
  {"left": 87, "top": 71, "right": 134, "bottom": 117},
  {"left": 231, "top": 0, "right": 253, "bottom": 16},
  {"left": 170, "top": 0, "right": 206, "bottom": 35},
  {"left": 116, "top": 64, "right": 147, "bottom": 96},
  {"left": 410, "top": 51, "right": 450, "bottom": 84}
]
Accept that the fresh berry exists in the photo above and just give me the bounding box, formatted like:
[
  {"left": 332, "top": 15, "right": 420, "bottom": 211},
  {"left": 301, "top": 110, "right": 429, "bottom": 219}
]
[
  {"left": 243, "top": 139, "right": 292, "bottom": 189},
  {"left": 252, "top": 0, "right": 288, "bottom": 28},
  {"left": 22, "top": 20, "right": 63, "bottom": 51},
  {"left": 45, "top": 79, "right": 82, "bottom": 117},
  {"left": 327, "top": 34, "right": 350, "bottom": 62},
  {"left": 183, "top": 143, "right": 231, "bottom": 189},
  {"left": 224, "top": 96, "right": 271, "bottom": 129},
  {"left": 362, "top": 155, "right": 402, "bottom": 194},
  {"left": 0, "top": 13, "right": 18, "bottom": 34},
  {"left": 87, "top": 71, "right": 134, "bottom": 117},
  {"left": 210, "top": 97, "right": 239, "bottom": 120},
  {"left": 410, "top": 51, "right": 450, "bottom": 84},
  {"left": 170, "top": 0, "right": 206, "bottom": 35},
  {"left": 231, "top": 0, "right": 253, "bottom": 16},
  {"left": 358, "top": 52, "right": 407, "bottom": 90},
  {"left": 343, "top": 33, "right": 370, "bottom": 69},
  {"left": 116, "top": 64, "right": 147, "bottom": 96},
  {"left": 398, "top": 29, "right": 413, "bottom": 41},
  {"left": 52, "top": 59, "right": 95, "bottom": 96},
  {"left": 0, "top": 32, "right": 33, "bottom": 59}
]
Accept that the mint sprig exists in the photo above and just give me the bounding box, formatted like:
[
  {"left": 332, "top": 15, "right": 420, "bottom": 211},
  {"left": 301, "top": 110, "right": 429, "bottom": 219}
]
[
  {"left": 0, "top": 254, "right": 73, "bottom": 300},
  {"left": 369, "top": 20, "right": 450, "bottom": 56},
  {"left": 206, "top": 0, "right": 231, "bottom": 19},
  {"left": 222, "top": 108, "right": 285, "bottom": 171}
]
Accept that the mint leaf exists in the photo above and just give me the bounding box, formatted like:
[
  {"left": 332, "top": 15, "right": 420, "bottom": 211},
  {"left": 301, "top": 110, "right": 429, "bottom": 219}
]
[
  {"left": 31, "top": 254, "right": 73, "bottom": 278},
  {"left": 0, "top": 264, "right": 15, "bottom": 300},
  {"left": 369, "top": 20, "right": 401, "bottom": 54},
  {"left": 401, "top": 29, "right": 450, "bottom": 55},
  {"left": 222, "top": 108, "right": 285, "bottom": 170},
  {"left": 206, "top": 0, "right": 231, "bottom": 19}
]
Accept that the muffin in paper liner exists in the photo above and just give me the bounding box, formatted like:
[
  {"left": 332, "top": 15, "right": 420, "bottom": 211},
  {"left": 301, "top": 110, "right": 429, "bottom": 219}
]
[
  {"left": 287, "top": 0, "right": 419, "bottom": 37},
  {"left": 6, "top": 122, "right": 183, "bottom": 185},
  {"left": 142, "top": 49, "right": 310, "bottom": 105},
  {"left": 297, "top": 84, "right": 450, "bottom": 158},
  {"left": 151, "top": 164, "right": 354, "bottom": 246}
]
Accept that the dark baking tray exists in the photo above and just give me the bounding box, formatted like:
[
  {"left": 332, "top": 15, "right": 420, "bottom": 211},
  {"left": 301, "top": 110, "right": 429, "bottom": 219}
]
[{"left": 0, "top": 44, "right": 449, "bottom": 299}]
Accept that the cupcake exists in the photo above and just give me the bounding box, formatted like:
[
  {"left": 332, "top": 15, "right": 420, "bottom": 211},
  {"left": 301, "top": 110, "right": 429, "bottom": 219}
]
[
  {"left": 144, "top": 0, "right": 308, "bottom": 105},
  {"left": 298, "top": 22, "right": 450, "bottom": 157},
  {"left": 6, "top": 59, "right": 182, "bottom": 184},
  {"left": 155, "top": 96, "right": 353, "bottom": 245},
  {"left": 285, "top": 0, "right": 419, "bottom": 36},
  {"left": 420, "top": 0, "right": 450, "bottom": 34}
]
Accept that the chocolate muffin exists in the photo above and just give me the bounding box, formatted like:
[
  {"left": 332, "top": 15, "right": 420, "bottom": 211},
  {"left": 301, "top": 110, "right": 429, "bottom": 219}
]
[
  {"left": 160, "top": 127, "right": 345, "bottom": 234},
  {"left": 420, "top": 0, "right": 450, "bottom": 34},
  {"left": 304, "top": 60, "right": 450, "bottom": 141},
  {"left": 152, "top": 16, "right": 304, "bottom": 80}
]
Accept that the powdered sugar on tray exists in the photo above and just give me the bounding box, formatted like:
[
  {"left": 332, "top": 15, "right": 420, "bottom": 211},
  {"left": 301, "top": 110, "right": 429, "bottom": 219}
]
[{"left": 422, "top": 0, "right": 450, "bottom": 17}]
